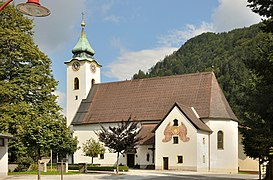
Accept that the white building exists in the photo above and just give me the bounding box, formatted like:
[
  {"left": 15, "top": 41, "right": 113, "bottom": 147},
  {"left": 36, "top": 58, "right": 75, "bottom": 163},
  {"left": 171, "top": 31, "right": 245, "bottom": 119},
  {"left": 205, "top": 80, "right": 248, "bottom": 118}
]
[
  {"left": 65, "top": 20, "right": 258, "bottom": 173},
  {"left": 0, "top": 134, "right": 15, "bottom": 176}
]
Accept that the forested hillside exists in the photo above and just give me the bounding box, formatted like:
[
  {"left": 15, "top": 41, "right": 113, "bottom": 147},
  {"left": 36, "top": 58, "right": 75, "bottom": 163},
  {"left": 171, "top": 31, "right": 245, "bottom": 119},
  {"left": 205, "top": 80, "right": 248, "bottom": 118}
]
[{"left": 133, "top": 23, "right": 269, "bottom": 119}]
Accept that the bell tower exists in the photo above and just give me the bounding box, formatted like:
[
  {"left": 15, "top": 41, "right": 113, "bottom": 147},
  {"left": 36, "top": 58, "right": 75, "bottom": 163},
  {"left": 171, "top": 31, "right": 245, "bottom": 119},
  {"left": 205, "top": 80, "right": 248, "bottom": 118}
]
[{"left": 65, "top": 16, "right": 101, "bottom": 126}]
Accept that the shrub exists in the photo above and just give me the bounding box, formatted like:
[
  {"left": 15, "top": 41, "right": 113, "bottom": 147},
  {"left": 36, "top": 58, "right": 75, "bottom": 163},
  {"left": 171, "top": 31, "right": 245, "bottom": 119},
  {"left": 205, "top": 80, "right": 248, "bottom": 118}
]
[
  {"left": 68, "top": 164, "right": 129, "bottom": 172},
  {"left": 28, "top": 163, "right": 38, "bottom": 171},
  {"left": 15, "top": 156, "right": 34, "bottom": 172},
  {"left": 146, "top": 164, "right": 155, "bottom": 169},
  {"left": 118, "top": 165, "right": 129, "bottom": 172},
  {"left": 68, "top": 164, "right": 79, "bottom": 170},
  {"left": 87, "top": 165, "right": 114, "bottom": 171},
  {"left": 87, "top": 165, "right": 128, "bottom": 171}
]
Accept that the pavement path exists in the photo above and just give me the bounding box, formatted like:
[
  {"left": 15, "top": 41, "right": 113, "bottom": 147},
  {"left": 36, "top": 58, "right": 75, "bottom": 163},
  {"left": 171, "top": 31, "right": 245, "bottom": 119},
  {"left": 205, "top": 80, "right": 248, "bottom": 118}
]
[{"left": 0, "top": 170, "right": 259, "bottom": 180}]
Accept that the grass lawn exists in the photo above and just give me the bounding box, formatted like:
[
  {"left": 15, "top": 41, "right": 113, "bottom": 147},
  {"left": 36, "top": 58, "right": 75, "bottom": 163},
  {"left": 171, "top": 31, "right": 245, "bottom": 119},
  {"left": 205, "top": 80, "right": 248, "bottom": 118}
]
[
  {"left": 9, "top": 171, "right": 80, "bottom": 175},
  {"left": 239, "top": 171, "right": 259, "bottom": 174}
]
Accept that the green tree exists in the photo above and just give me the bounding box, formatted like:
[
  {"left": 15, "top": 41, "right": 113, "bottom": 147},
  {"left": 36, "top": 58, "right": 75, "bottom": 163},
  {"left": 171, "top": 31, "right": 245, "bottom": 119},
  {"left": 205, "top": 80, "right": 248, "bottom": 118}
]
[
  {"left": 241, "top": 35, "right": 273, "bottom": 180},
  {"left": 96, "top": 117, "right": 142, "bottom": 173},
  {"left": 241, "top": 1, "right": 273, "bottom": 179},
  {"left": 247, "top": 0, "right": 273, "bottom": 18},
  {"left": 0, "top": 2, "right": 36, "bottom": 162},
  {"left": 133, "top": 70, "right": 146, "bottom": 79},
  {"left": 0, "top": 3, "right": 78, "bottom": 166},
  {"left": 132, "top": 24, "right": 263, "bottom": 120},
  {"left": 247, "top": 0, "right": 273, "bottom": 33},
  {"left": 82, "top": 138, "right": 105, "bottom": 165},
  {"left": 52, "top": 120, "right": 78, "bottom": 160}
]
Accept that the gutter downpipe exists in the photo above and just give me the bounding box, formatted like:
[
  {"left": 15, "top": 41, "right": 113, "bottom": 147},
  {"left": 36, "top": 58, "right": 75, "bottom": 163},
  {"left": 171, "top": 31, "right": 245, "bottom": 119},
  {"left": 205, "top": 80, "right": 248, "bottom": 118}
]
[{"left": 209, "top": 132, "right": 211, "bottom": 172}]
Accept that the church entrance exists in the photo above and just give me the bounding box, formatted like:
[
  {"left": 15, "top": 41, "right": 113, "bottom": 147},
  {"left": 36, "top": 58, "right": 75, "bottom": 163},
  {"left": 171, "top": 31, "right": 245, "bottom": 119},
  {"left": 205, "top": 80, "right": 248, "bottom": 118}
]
[
  {"left": 163, "top": 157, "right": 169, "bottom": 170},
  {"left": 127, "top": 154, "right": 135, "bottom": 168}
]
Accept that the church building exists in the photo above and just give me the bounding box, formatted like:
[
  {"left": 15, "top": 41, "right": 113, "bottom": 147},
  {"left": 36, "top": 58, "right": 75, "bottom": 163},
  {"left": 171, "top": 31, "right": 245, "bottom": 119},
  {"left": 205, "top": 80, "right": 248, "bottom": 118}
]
[{"left": 65, "top": 20, "right": 256, "bottom": 173}]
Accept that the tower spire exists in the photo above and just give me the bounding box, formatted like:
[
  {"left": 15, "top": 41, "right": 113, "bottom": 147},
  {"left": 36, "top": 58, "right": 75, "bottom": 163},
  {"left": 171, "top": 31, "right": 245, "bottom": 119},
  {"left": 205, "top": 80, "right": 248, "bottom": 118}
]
[
  {"left": 81, "top": 12, "right": 85, "bottom": 30},
  {"left": 72, "top": 14, "right": 95, "bottom": 60}
]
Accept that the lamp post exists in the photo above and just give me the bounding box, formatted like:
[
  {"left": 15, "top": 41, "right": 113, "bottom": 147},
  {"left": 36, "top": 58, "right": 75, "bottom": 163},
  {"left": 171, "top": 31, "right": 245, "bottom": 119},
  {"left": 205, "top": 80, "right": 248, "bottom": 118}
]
[{"left": 0, "top": 0, "right": 50, "bottom": 17}]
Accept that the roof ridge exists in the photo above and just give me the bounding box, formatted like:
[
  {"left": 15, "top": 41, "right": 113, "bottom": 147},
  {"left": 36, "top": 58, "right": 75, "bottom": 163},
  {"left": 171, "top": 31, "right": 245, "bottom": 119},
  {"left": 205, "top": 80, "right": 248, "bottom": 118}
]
[
  {"left": 192, "top": 73, "right": 203, "bottom": 106},
  {"left": 71, "top": 71, "right": 237, "bottom": 125},
  {"left": 208, "top": 72, "right": 238, "bottom": 121},
  {"left": 208, "top": 72, "right": 214, "bottom": 119},
  {"left": 96, "top": 71, "right": 214, "bottom": 86}
]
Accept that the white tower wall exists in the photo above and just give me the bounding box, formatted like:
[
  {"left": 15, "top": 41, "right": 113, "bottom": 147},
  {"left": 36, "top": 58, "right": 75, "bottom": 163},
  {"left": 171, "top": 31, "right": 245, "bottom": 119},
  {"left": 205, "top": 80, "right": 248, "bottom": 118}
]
[{"left": 66, "top": 60, "right": 100, "bottom": 126}]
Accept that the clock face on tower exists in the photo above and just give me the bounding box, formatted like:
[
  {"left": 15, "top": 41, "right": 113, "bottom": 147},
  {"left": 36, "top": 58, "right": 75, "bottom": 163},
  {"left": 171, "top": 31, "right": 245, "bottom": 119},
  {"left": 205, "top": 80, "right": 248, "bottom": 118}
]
[
  {"left": 90, "top": 63, "right": 96, "bottom": 73},
  {"left": 72, "top": 61, "right": 80, "bottom": 71}
]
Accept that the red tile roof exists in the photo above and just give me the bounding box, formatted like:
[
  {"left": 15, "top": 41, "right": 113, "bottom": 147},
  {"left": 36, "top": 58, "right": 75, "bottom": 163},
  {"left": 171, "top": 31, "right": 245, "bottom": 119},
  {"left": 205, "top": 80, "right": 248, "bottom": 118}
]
[
  {"left": 137, "top": 123, "right": 157, "bottom": 145},
  {"left": 154, "top": 102, "right": 212, "bottom": 133},
  {"left": 138, "top": 103, "right": 212, "bottom": 145},
  {"left": 72, "top": 72, "right": 237, "bottom": 125}
]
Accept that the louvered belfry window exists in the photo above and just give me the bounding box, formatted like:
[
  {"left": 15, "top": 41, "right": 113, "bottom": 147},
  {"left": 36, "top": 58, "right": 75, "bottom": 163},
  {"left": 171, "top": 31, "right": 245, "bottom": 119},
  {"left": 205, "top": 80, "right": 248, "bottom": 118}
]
[{"left": 74, "top": 78, "right": 79, "bottom": 90}]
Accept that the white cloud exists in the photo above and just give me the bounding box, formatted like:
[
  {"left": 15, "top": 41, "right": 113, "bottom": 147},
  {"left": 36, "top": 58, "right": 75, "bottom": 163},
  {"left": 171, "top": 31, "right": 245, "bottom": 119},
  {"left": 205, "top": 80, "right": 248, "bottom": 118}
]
[
  {"left": 104, "top": 47, "right": 177, "bottom": 80},
  {"left": 29, "top": 0, "right": 87, "bottom": 53},
  {"left": 12, "top": 0, "right": 87, "bottom": 112},
  {"left": 158, "top": 22, "right": 214, "bottom": 47},
  {"left": 212, "top": 0, "right": 261, "bottom": 32},
  {"left": 110, "top": 37, "right": 124, "bottom": 49},
  {"left": 105, "top": 22, "right": 213, "bottom": 81},
  {"left": 105, "top": 0, "right": 262, "bottom": 81},
  {"left": 87, "top": 0, "right": 121, "bottom": 23},
  {"left": 100, "top": 0, "right": 114, "bottom": 15},
  {"left": 104, "top": 18, "right": 215, "bottom": 80},
  {"left": 103, "top": 15, "right": 120, "bottom": 23}
]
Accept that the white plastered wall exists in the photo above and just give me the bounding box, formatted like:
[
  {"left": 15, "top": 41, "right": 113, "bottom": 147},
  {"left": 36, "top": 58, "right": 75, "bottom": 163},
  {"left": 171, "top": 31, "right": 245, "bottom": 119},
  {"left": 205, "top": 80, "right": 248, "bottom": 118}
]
[
  {"left": 238, "top": 132, "right": 259, "bottom": 172},
  {"left": 204, "top": 119, "right": 238, "bottom": 173},
  {"left": 136, "top": 145, "right": 154, "bottom": 168},
  {"left": 155, "top": 106, "right": 199, "bottom": 171},
  {"left": 0, "top": 139, "right": 8, "bottom": 176},
  {"left": 66, "top": 60, "right": 100, "bottom": 126},
  {"left": 197, "top": 131, "right": 209, "bottom": 172},
  {"left": 72, "top": 122, "right": 125, "bottom": 165},
  {"left": 73, "top": 121, "right": 153, "bottom": 168}
]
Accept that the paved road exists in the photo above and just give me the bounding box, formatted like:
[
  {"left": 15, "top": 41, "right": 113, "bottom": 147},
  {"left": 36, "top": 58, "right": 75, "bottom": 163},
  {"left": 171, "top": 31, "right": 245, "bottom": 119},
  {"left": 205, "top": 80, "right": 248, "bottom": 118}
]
[{"left": 0, "top": 170, "right": 259, "bottom": 180}]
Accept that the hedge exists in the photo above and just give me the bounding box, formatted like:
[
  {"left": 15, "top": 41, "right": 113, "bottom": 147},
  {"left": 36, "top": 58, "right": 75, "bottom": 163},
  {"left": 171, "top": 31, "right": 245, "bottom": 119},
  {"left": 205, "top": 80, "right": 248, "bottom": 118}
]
[
  {"left": 87, "top": 165, "right": 128, "bottom": 171},
  {"left": 68, "top": 164, "right": 128, "bottom": 172},
  {"left": 68, "top": 164, "right": 79, "bottom": 170}
]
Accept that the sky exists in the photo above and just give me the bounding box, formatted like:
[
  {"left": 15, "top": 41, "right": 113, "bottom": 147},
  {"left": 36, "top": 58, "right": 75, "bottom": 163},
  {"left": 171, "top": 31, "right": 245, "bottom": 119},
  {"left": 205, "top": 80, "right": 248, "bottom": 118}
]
[{"left": 14, "top": 0, "right": 261, "bottom": 112}]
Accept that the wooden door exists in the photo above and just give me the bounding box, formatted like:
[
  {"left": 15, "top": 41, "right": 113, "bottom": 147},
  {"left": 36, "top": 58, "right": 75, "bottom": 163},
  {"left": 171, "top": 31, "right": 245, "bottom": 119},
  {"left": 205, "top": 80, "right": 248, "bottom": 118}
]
[
  {"left": 127, "top": 154, "right": 135, "bottom": 168},
  {"left": 163, "top": 157, "right": 168, "bottom": 170}
]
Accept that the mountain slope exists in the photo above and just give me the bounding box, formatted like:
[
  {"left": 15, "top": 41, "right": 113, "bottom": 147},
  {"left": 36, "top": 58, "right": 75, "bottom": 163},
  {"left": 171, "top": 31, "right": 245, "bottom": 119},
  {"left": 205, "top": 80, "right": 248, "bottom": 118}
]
[{"left": 133, "top": 23, "right": 267, "bottom": 119}]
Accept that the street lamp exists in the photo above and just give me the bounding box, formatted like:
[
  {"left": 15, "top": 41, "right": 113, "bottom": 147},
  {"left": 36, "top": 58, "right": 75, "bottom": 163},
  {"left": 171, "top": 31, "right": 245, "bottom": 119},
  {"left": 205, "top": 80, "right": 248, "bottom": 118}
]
[{"left": 0, "top": 0, "right": 50, "bottom": 17}]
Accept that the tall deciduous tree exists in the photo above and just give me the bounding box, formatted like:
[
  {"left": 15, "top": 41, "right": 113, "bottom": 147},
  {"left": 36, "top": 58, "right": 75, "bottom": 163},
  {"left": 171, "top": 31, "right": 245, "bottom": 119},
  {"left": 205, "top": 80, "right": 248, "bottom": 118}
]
[
  {"left": 247, "top": 0, "right": 273, "bottom": 18},
  {"left": 96, "top": 117, "right": 142, "bottom": 173},
  {"left": 242, "top": 1, "right": 273, "bottom": 179},
  {"left": 0, "top": 3, "right": 77, "bottom": 165},
  {"left": 241, "top": 35, "right": 273, "bottom": 180},
  {"left": 82, "top": 138, "right": 105, "bottom": 165},
  {"left": 247, "top": 0, "right": 273, "bottom": 33},
  {"left": 132, "top": 23, "right": 265, "bottom": 120}
]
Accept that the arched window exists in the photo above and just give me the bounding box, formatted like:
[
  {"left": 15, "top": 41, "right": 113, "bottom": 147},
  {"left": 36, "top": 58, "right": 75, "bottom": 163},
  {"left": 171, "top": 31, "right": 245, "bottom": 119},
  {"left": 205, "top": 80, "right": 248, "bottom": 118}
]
[
  {"left": 173, "top": 119, "right": 178, "bottom": 126},
  {"left": 74, "top": 77, "right": 79, "bottom": 90},
  {"left": 91, "top": 79, "right": 95, "bottom": 85},
  {"left": 217, "top": 131, "right": 224, "bottom": 149}
]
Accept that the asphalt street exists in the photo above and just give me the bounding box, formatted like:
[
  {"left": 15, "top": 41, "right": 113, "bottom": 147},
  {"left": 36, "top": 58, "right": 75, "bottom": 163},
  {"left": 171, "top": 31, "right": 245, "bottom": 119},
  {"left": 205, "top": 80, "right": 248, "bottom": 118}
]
[{"left": 0, "top": 170, "right": 259, "bottom": 180}]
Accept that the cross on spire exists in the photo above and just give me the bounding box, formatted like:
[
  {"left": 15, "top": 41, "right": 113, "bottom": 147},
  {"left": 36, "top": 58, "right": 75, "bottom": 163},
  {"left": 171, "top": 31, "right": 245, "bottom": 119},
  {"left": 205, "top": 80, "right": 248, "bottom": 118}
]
[
  {"left": 81, "top": 12, "right": 85, "bottom": 29},
  {"left": 72, "top": 13, "right": 95, "bottom": 59}
]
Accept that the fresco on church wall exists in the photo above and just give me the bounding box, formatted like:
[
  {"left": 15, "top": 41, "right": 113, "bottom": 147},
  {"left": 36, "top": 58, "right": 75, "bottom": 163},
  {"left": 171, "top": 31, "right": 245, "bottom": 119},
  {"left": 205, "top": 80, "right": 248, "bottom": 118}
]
[{"left": 162, "top": 122, "right": 190, "bottom": 142}]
